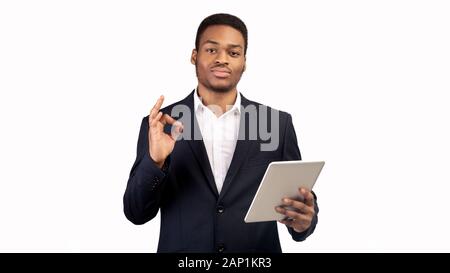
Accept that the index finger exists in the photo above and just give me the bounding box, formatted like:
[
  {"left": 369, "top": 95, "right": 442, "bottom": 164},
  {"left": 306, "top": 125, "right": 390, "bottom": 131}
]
[
  {"left": 161, "top": 113, "right": 178, "bottom": 125},
  {"left": 299, "top": 188, "right": 315, "bottom": 207},
  {"left": 149, "top": 95, "right": 164, "bottom": 119}
]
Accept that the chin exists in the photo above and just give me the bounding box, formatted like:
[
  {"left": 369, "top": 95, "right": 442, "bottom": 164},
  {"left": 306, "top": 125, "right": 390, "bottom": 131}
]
[
  {"left": 208, "top": 81, "right": 235, "bottom": 93},
  {"left": 211, "top": 86, "right": 232, "bottom": 93},
  {"left": 210, "top": 86, "right": 233, "bottom": 93}
]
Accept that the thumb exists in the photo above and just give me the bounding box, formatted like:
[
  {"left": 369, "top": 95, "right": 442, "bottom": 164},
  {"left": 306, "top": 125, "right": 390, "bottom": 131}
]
[
  {"left": 300, "top": 188, "right": 315, "bottom": 207},
  {"left": 170, "top": 120, "right": 184, "bottom": 141}
]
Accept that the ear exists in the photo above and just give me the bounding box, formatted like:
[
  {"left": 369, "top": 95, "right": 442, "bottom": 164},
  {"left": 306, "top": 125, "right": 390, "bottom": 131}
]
[
  {"left": 243, "top": 57, "right": 246, "bottom": 72},
  {"left": 191, "top": 49, "right": 197, "bottom": 65}
]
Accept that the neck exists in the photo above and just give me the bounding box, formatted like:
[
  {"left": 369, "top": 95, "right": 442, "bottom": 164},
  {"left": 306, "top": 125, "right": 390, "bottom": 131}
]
[{"left": 197, "top": 84, "right": 237, "bottom": 117}]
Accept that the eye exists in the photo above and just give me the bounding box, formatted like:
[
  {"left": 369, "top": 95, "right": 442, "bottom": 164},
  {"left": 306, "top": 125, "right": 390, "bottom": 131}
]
[
  {"left": 230, "top": 51, "right": 240, "bottom": 57},
  {"left": 206, "top": 48, "right": 217, "bottom": 54}
]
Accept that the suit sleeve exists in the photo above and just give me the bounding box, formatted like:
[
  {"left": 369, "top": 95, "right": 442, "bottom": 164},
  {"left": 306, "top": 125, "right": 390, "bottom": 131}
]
[
  {"left": 123, "top": 117, "right": 171, "bottom": 225},
  {"left": 282, "top": 113, "right": 319, "bottom": 242}
]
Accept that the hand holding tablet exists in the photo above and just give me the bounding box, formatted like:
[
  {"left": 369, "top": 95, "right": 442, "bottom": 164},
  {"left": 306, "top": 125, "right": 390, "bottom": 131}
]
[{"left": 244, "top": 161, "right": 325, "bottom": 223}]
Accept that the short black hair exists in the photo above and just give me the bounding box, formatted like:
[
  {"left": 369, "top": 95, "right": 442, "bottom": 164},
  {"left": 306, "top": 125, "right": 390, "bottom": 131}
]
[{"left": 195, "top": 13, "right": 248, "bottom": 55}]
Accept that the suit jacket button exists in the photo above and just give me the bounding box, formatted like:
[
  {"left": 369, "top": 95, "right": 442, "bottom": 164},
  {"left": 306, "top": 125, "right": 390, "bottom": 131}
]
[
  {"left": 217, "top": 205, "right": 224, "bottom": 213},
  {"left": 218, "top": 244, "right": 225, "bottom": 253}
]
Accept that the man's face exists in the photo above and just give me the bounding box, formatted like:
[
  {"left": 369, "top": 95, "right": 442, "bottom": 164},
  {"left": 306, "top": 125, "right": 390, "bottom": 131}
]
[{"left": 191, "top": 25, "right": 246, "bottom": 93}]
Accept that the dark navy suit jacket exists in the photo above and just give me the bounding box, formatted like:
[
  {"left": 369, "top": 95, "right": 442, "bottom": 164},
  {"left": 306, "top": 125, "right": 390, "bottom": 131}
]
[{"left": 123, "top": 90, "right": 318, "bottom": 253}]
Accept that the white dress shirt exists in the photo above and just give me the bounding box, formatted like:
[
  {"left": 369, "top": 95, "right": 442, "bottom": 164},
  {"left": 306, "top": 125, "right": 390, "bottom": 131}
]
[{"left": 194, "top": 90, "right": 241, "bottom": 194}]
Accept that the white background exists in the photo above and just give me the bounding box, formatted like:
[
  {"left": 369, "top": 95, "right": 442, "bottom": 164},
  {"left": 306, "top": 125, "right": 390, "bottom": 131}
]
[{"left": 1, "top": 0, "right": 449, "bottom": 252}]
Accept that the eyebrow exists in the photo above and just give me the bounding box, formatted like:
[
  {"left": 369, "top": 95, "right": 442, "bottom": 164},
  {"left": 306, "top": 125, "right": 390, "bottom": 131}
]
[{"left": 203, "top": 39, "right": 243, "bottom": 49}]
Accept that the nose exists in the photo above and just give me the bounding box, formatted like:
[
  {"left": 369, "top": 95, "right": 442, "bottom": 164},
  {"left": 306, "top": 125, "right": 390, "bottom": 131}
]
[{"left": 215, "top": 50, "right": 229, "bottom": 65}]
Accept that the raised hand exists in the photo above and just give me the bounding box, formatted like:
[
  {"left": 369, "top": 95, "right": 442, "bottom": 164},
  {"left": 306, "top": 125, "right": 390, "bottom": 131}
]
[{"left": 148, "top": 95, "right": 183, "bottom": 168}]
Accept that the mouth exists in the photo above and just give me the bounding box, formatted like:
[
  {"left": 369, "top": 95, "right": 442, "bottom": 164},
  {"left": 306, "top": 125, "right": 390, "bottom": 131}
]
[{"left": 211, "top": 68, "right": 231, "bottom": 78}]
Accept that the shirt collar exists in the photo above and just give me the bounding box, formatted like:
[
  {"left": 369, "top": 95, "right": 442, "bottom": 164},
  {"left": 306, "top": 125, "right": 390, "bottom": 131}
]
[{"left": 194, "top": 88, "right": 241, "bottom": 114}]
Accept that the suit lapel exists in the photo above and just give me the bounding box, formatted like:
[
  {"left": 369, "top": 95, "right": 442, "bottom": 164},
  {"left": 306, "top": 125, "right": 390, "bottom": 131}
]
[{"left": 184, "top": 91, "right": 219, "bottom": 197}]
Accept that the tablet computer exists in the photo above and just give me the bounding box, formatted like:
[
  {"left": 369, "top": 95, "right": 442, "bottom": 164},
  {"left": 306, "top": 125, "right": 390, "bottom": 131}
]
[{"left": 244, "top": 160, "right": 325, "bottom": 223}]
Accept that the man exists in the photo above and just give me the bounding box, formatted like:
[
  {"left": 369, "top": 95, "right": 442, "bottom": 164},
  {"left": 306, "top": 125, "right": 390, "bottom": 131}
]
[{"left": 123, "top": 13, "right": 318, "bottom": 253}]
